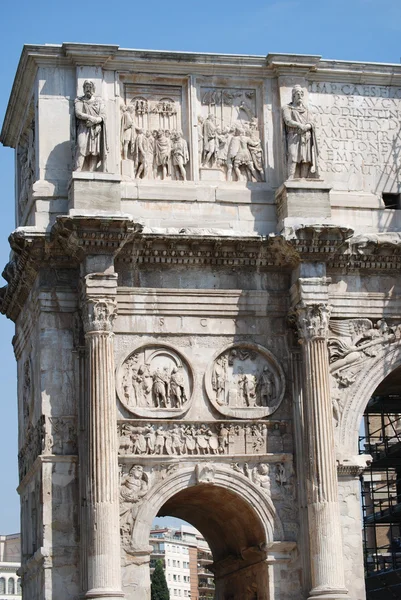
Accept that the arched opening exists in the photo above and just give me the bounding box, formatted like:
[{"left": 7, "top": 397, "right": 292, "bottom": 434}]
[
  {"left": 154, "top": 484, "right": 268, "bottom": 600},
  {"left": 359, "top": 364, "right": 401, "bottom": 599}
]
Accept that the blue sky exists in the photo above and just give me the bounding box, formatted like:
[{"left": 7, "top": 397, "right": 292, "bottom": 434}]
[{"left": 0, "top": 0, "right": 400, "bottom": 533}]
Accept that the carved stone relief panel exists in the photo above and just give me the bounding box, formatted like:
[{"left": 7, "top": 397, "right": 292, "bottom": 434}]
[
  {"left": 16, "top": 119, "right": 35, "bottom": 221},
  {"left": 117, "top": 420, "right": 277, "bottom": 456},
  {"left": 120, "top": 83, "right": 189, "bottom": 181},
  {"left": 328, "top": 318, "right": 401, "bottom": 429},
  {"left": 116, "top": 345, "right": 193, "bottom": 418},
  {"left": 119, "top": 464, "right": 150, "bottom": 548},
  {"left": 205, "top": 343, "right": 285, "bottom": 419},
  {"left": 198, "top": 86, "right": 265, "bottom": 182}
]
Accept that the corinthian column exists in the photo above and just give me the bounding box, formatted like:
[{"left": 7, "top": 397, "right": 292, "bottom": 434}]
[
  {"left": 296, "top": 303, "right": 348, "bottom": 600},
  {"left": 81, "top": 272, "right": 123, "bottom": 600}
]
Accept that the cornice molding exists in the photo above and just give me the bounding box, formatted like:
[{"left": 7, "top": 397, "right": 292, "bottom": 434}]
[
  {"left": 3, "top": 221, "right": 401, "bottom": 321},
  {"left": 4, "top": 43, "right": 401, "bottom": 148}
]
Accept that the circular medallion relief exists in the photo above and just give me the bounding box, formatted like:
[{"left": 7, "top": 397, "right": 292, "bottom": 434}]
[
  {"left": 205, "top": 342, "right": 285, "bottom": 419},
  {"left": 117, "top": 345, "right": 193, "bottom": 418}
]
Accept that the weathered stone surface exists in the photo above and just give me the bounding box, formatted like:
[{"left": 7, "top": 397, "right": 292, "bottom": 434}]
[{"left": 3, "top": 43, "right": 401, "bottom": 600}]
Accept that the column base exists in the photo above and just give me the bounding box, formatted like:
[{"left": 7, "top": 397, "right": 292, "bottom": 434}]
[
  {"left": 84, "top": 590, "right": 125, "bottom": 599},
  {"left": 308, "top": 589, "right": 348, "bottom": 600}
]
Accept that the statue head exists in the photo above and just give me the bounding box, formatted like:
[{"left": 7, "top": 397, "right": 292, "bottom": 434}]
[
  {"left": 83, "top": 80, "right": 96, "bottom": 97},
  {"left": 292, "top": 85, "right": 304, "bottom": 104},
  {"left": 129, "top": 465, "right": 143, "bottom": 479}
]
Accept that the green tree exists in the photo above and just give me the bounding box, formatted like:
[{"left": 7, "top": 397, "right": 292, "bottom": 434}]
[{"left": 151, "top": 559, "right": 170, "bottom": 600}]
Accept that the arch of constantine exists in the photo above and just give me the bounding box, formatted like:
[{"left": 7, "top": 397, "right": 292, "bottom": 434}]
[{"left": 2, "top": 43, "right": 401, "bottom": 599}]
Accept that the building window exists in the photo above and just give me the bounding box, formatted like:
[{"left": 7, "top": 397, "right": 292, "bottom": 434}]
[
  {"left": 17, "top": 579, "right": 21, "bottom": 594},
  {"left": 0, "top": 578, "right": 5, "bottom": 594},
  {"left": 382, "top": 192, "right": 401, "bottom": 209},
  {"left": 8, "top": 578, "right": 15, "bottom": 594}
]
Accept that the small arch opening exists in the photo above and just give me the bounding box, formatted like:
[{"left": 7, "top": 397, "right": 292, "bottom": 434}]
[{"left": 151, "top": 484, "right": 268, "bottom": 600}]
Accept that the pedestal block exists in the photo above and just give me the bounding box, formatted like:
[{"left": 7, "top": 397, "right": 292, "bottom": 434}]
[
  {"left": 69, "top": 172, "right": 122, "bottom": 213},
  {"left": 276, "top": 180, "right": 331, "bottom": 231}
]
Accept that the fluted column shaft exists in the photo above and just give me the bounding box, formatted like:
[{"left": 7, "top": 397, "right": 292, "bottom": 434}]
[
  {"left": 82, "top": 273, "right": 123, "bottom": 600},
  {"left": 297, "top": 303, "right": 348, "bottom": 600}
]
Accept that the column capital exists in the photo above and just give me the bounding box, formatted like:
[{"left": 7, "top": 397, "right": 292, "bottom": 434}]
[
  {"left": 83, "top": 297, "right": 117, "bottom": 334},
  {"left": 294, "top": 302, "right": 331, "bottom": 342}
]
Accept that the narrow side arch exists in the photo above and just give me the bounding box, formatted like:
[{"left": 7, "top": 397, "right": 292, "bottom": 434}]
[{"left": 339, "top": 342, "right": 401, "bottom": 455}]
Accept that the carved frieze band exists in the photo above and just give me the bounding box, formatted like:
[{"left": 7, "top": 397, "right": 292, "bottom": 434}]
[{"left": 118, "top": 420, "right": 291, "bottom": 457}]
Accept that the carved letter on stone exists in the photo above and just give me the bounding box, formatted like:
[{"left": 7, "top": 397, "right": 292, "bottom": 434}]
[
  {"left": 117, "top": 345, "right": 193, "bottom": 418},
  {"left": 282, "top": 85, "right": 318, "bottom": 180},
  {"left": 206, "top": 343, "right": 285, "bottom": 419},
  {"left": 74, "top": 80, "right": 108, "bottom": 173}
]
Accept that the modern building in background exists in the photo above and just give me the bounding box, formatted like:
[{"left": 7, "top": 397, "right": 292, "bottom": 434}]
[
  {"left": 150, "top": 525, "right": 214, "bottom": 600},
  {"left": 0, "top": 534, "right": 21, "bottom": 599}
]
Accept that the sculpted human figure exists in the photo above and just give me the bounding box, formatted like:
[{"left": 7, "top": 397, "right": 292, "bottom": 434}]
[
  {"left": 152, "top": 367, "right": 169, "bottom": 408},
  {"left": 212, "top": 356, "right": 227, "bottom": 405},
  {"left": 227, "top": 127, "right": 257, "bottom": 182},
  {"left": 239, "top": 372, "right": 257, "bottom": 407},
  {"left": 253, "top": 463, "right": 271, "bottom": 494},
  {"left": 155, "top": 129, "right": 171, "bottom": 179},
  {"left": 120, "top": 104, "right": 135, "bottom": 160},
  {"left": 202, "top": 113, "right": 217, "bottom": 166},
  {"left": 171, "top": 131, "right": 189, "bottom": 180},
  {"left": 119, "top": 465, "right": 148, "bottom": 544},
  {"left": 170, "top": 365, "right": 187, "bottom": 407},
  {"left": 74, "top": 80, "right": 108, "bottom": 172},
  {"left": 257, "top": 367, "right": 275, "bottom": 406},
  {"left": 248, "top": 124, "right": 265, "bottom": 181},
  {"left": 133, "top": 128, "right": 149, "bottom": 179},
  {"left": 282, "top": 84, "right": 318, "bottom": 179}
]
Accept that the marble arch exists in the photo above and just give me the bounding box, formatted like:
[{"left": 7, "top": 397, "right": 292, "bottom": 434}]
[
  {"left": 4, "top": 43, "right": 401, "bottom": 600},
  {"left": 127, "top": 467, "right": 286, "bottom": 600},
  {"left": 338, "top": 341, "right": 401, "bottom": 456}
]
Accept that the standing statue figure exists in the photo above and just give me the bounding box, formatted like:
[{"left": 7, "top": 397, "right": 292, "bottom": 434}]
[
  {"left": 171, "top": 131, "right": 189, "bottom": 180},
  {"left": 74, "top": 80, "right": 108, "bottom": 172},
  {"left": 154, "top": 129, "right": 172, "bottom": 179},
  {"left": 133, "top": 128, "right": 150, "bottom": 179},
  {"left": 202, "top": 114, "right": 217, "bottom": 166},
  {"left": 282, "top": 85, "right": 318, "bottom": 180},
  {"left": 120, "top": 104, "right": 135, "bottom": 160}
]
